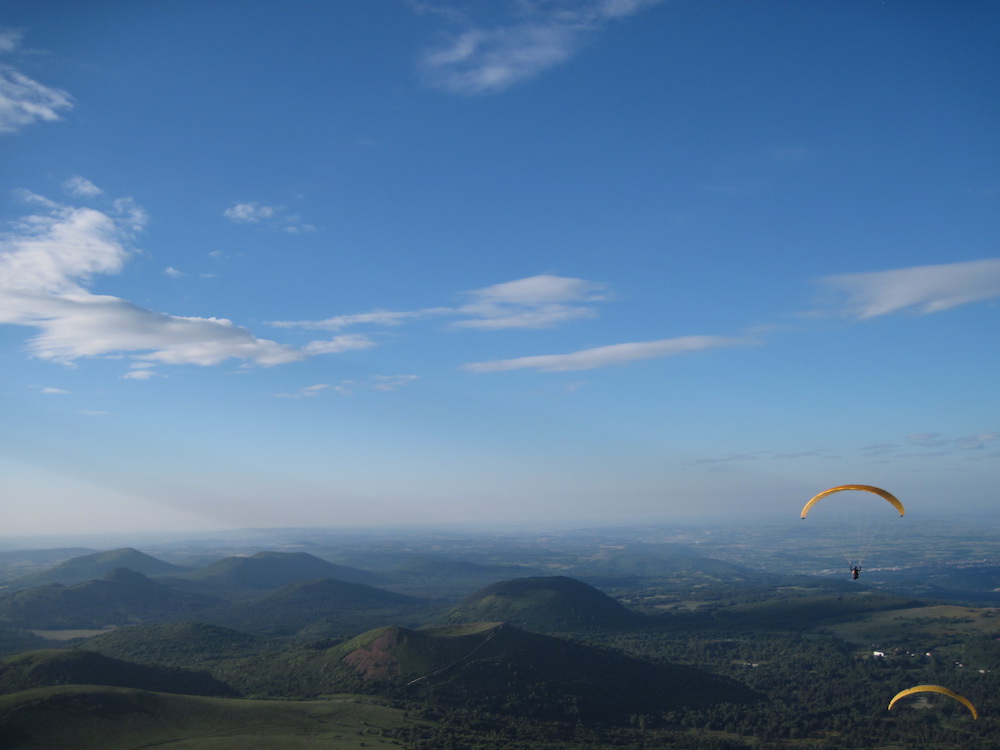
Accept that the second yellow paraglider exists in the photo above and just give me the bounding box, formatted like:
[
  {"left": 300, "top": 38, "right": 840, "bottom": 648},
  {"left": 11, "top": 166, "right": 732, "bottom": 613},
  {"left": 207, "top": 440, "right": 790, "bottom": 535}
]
[{"left": 888, "top": 685, "right": 978, "bottom": 720}]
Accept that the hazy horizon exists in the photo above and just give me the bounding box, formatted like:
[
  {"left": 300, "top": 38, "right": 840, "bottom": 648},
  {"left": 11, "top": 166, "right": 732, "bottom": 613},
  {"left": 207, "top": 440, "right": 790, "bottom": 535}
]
[{"left": 1, "top": 1, "right": 997, "bottom": 536}]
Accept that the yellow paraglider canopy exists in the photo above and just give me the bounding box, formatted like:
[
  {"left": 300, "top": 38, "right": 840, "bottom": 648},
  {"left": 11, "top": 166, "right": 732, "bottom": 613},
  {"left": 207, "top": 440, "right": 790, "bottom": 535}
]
[
  {"left": 888, "top": 685, "right": 978, "bottom": 720},
  {"left": 800, "top": 485, "right": 904, "bottom": 519}
]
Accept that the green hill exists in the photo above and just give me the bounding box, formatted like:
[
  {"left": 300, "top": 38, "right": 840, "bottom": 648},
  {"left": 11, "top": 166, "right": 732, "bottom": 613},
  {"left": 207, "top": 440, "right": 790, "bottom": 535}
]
[
  {"left": 335, "top": 622, "right": 757, "bottom": 722},
  {"left": 182, "top": 551, "right": 382, "bottom": 591},
  {"left": 0, "top": 569, "right": 222, "bottom": 629},
  {"left": 0, "top": 648, "right": 232, "bottom": 697},
  {"left": 0, "top": 685, "right": 417, "bottom": 749},
  {"left": 212, "top": 577, "right": 429, "bottom": 636},
  {"left": 444, "top": 575, "right": 639, "bottom": 631},
  {"left": 83, "top": 621, "right": 273, "bottom": 667},
  {"left": 7, "top": 548, "right": 186, "bottom": 590},
  {"left": 0, "top": 548, "right": 97, "bottom": 585}
]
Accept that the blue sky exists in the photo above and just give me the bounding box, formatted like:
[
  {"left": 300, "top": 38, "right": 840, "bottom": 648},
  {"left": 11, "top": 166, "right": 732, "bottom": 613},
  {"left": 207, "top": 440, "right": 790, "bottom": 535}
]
[{"left": 1, "top": 0, "right": 998, "bottom": 536}]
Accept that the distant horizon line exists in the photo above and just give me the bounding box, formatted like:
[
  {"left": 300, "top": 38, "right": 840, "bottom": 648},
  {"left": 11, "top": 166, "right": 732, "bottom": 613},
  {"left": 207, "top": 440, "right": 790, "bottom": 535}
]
[{"left": 1, "top": 509, "right": 993, "bottom": 550}]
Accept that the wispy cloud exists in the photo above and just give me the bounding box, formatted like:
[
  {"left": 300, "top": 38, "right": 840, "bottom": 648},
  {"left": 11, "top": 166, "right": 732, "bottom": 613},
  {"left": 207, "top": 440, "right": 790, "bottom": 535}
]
[
  {"left": 372, "top": 374, "right": 418, "bottom": 391},
  {"left": 223, "top": 202, "right": 275, "bottom": 223},
  {"left": 271, "top": 274, "right": 607, "bottom": 332},
  {"left": 858, "top": 432, "right": 1000, "bottom": 461},
  {"left": 302, "top": 334, "right": 376, "bottom": 355},
  {"left": 122, "top": 370, "right": 160, "bottom": 381},
  {"left": 0, "top": 29, "right": 22, "bottom": 53},
  {"left": 275, "top": 383, "right": 330, "bottom": 399},
  {"left": 63, "top": 176, "right": 104, "bottom": 198},
  {"left": 275, "top": 309, "right": 430, "bottom": 331},
  {"left": 819, "top": 258, "right": 1000, "bottom": 319},
  {"left": 0, "top": 186, "right": 342, "bottom": 371},
  {"left": 463, "top": 335, "right": 752, "bottom": 373},
  {"left": 453, "top": 274, "right": 607, "bottom": 329},
  {"left": 275, "top": 374, "right": 416, "bottom": 398},
  {"left": 417, "top": 0, "right": 662, "bottom": 95},
  {"left": 691, "top": 431, "right": 999, "bottom": 471},
  {"left": 0, "top": 29, "right": 73, "bottom": 134},
  {"left": 772, "top": 449, "right": 833, "bottom": 460},
  {"left": 223, "top": 201, "right": 315, "bottom": 234}
]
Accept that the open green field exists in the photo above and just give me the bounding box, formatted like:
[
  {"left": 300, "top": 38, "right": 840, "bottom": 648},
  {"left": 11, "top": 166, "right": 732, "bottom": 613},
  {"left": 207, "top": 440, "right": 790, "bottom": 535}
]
[
  {"left": 0, "top": 686, "right": 425, "bottom": 749},
  {"left": 815, "top": 605, "right": 1000, "bottom": 648}
]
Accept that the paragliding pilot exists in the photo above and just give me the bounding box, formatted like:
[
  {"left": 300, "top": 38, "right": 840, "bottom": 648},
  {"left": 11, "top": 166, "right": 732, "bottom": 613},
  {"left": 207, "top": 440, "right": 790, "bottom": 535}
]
[{"left": 851, "top": 566, "right": 861, "bottom": 580}]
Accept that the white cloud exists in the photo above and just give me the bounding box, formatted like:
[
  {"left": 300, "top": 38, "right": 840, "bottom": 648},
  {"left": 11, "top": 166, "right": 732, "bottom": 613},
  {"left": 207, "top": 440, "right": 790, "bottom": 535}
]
[
  {"left": 372, "top": 374, "right": 418, "bottom": 391},
  {"left": 271, "top": 309, "right": 439, "bottom": 331},
  {"left": 272, "top": 274, "right": 607, "bottom": 332},
  {"left": 63, "top": 176, "right": 103, "bottom": 198},
  {"left": 463, "top": 335, "right": 750, "bottom": 373},
  {"left": 0, "top": 29, "right": 23, "bottom": 53},
  {"left": 820, "top": 258, "right": 1000, "bottom": 319},
  {"left": 223, "top": 202, "right": 275, "bottom": 223},
  {"left": 0, "top": 188, "right": 317, "bottom": 368},
  {"left": 275, "top": 383, "right": 330, "bottom": 398},
  {"left": 454, "top": 274, "right": 607, "bottom": 329},
  {"left": 0, "top": 202, "right": 134, "bottom": 296},
  {"left": 223, "top": 201, "right": 314, "bottom": 233},
  {"left": 40, "top": 386, "right": 68, "bottom": 394},
  {"left": 0, "top": 30, "right": 73, "bottom": 133},
  {"left": 122, "top": 369, "right": 159, "bottom": 380},
  {"left": 275, "top": 377, "right": 410, "bottom": 398},
  {"left": 303, "top": 334, "right": 377, "bottom": 355},
  {"left": 164, "top": 266, "right": 183, "bottom": 278},
  {"left": 418, "top": 0, "right": 662, "bottom": 95}
]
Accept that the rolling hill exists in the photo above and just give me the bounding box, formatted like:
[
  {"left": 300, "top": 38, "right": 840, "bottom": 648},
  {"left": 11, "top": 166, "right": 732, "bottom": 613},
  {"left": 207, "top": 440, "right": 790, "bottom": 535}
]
[
  {"left": 6, "top": 548, "right": 186, "bottom": 590},
  {"left": 0, "top": 648, "right": 233, "bottom": 697},
  {"left": 83, "top": 621, "right": 274, "bottom": 667},
  {"left": 0, "top": 568, "right": 222, "bottom": 629},
  {"left": 209, "top": 577, "right": 430, "bottom": 636},
  {"left": 335, "top": 622, "right": 757, "bottom": 721},
  {"left": 179, "top": 551, "right": 382, "bottom": 592},
  {"left": 443, "top": 575, "right": 639, "bottom": 631},
  {"left": 0, "top": 548, "right": 96, "bottom": 585}
]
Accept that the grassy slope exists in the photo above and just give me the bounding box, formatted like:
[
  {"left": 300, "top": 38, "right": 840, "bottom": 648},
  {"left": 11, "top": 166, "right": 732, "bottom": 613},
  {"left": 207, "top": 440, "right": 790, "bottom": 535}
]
[{"left": 0, "top": 685, "right": 422, "bottom": 750}]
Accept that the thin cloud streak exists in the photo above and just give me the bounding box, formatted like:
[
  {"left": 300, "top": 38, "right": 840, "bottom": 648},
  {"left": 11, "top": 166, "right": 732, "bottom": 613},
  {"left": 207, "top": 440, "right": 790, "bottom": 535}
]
[
  {"left": 271, "top": 274, "right": 607, "bottom": 332},
  {"left": 418, "top": 0, "right": 663, "bottom": 95},
  {"left": 463, "top": 335, "right": 751, "bottom": 373},
  {"left": 820, "top": 258, "right": 1000, "bottom": 319}
]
